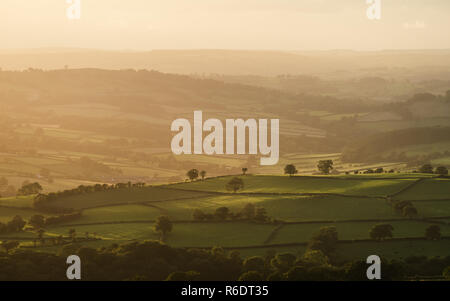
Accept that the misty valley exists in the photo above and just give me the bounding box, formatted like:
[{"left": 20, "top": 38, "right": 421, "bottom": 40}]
[{"left": 0, "top": 50, "right": 450, "bottom": 282}]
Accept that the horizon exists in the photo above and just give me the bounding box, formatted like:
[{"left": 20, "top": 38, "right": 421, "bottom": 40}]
[{"left": 1, "top": 0, "right": 450, "bottom": 50}]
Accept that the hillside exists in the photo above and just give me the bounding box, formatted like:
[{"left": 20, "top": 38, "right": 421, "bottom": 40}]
[
  {"left": 2, "top": 49, "right": 450, "bottom": 78},
  {"left": 1, "top": 174, "right": 449, "bottom": 264}
]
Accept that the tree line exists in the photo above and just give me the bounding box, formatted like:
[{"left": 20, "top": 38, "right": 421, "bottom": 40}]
[
  {"left": 33, "top": 182, "right": 146, "bottom": 212},
  {"left": 192, "top": 203, "right": 271, "bottom": 223},
  {"left": 0, "top": 239, "right": 449, "bottom": 281}
]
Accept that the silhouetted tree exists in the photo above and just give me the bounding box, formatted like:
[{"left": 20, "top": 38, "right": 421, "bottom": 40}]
[
  {"left": 215, "top": 207, "right": 230, "bottom": 220},
  {"left": 226, "top": 177, "right": 244, "bottom": 193},
  {"left": 370, "top": 224, "right": 393, "bottom": 241},
  {"left": 241, "top": 203, "right": 256, "bottom": 220},
  {"left": 308, "top": 226, "right": 338, "bottom": 255},
  {"left": 7, "top": 215, "right": 26, "bottom": 232},
  {"left": 402, "top": 205, "right": 418, "bottom": 218},
  {"left": 154, "top": 216, "right": 173, "bottom": 241},
  {"left": 29, "top": 215, "right": 45, "bottom": 229},
  {"left": 425, "top": 225, "right": 441, "bottom": 240},
  {"left": 317, "top": 160, "right": 334, "bottom": 174},
  {"left": 242, "top": 256, "right": 265, "bottom": 273},
  {"left": 18, "top": 182, "right": 42, "bottom": 196},
  {"left": 419, "top": 164, "right": 434, "bottom": 174},
  {"left": 254, "top": 207, "right": 269, "bottom": 223},
  {"left": 284, "top": 164, "right": 298, "bottom": 177},
  {"left": 186, "top": 169, "right": 199, "bottom": 181},
  {"left": 435, "top": 166, "right": 448, "bottom": 175},
  {"left": 193, "top": 209, "right": 206, "bottom": 221}
]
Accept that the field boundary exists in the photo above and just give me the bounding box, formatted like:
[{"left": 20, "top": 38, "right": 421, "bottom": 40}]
[
  {"left": 48, "top": 215, "right": 450, "bottom": 228},
  {"left": 389, "top": 178, "right": 425, "bottom": 198},
  {"left": 158, "top": 186, "right": 386, "bottom": 199},
  {"left": 263, "top": 223, "right": 285, "bottom": 245},
  {"left": 183, "top": 236, "right": 450, "bottom": 251}
]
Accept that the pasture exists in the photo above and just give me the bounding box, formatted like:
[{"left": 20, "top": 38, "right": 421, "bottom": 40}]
[
  {"left": 168, "top": 175, "right": 416, "bottom": 196},
  {"left": 1, "top": 174, "right": 449, "bottom": 262}
]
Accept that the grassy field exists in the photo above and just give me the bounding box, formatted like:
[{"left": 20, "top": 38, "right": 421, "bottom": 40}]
[
  {"left": 393, "top": 178, "right": 450, "bottom": 200},
  {"left": 231, "top": 240, "right": 450, "bottom": 261},
  {"left": 0, "top": 207, "right": 45, "bottom": 223},
  {"left": 169, "top": 175, "right": 416, "bottom": 196},
  {"left": 66, "top": 204, "right": 163, "bottom": 224},
  {"left": 1, "top": 174, "right": 449, "bottom": 263},
  {"left": 271, "top": 221, "right": 450, "bottom": 244},
  {"left": 253, "top": 196, "right": 398, "bottom": 222},
  {"left": 50, "top": 186, "right": 212, "bottom": 210},
  {"left": 44, "top": 221, "right": 276, "bottom": 248},
  {"left": 153, "top": 195, "right": 400, "bottom": 222},
  {"left": 414, "top": 201, "right": 450, "bottom": 217},
  {"left": 0, "top": 195, "right": 34, "bottom": 208},
  {"left": 164, "top": 222, "right": 276, "bottom": 248}
]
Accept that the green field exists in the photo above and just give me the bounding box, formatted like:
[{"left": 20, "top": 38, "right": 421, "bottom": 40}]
[
  {"left": 153, "top": 195, "right": 400, "bottom": 222},
  {"left": 165, "top": 222, "right": 276, "bottom": 248},
  {"left": 50, "top": 186, "right": 212, "bottom": 210},
  {"left": 0, "top": 207, "right": 45, "bottom": 223},
  {"left": 1, "top": 174, "right": 449, "bottom": 262},
  {"left": 44, "top": 221, "right": 276, "bottom": 248},
  {"left": 67, "top": 204, "right": 163, "bottom": 224},
  {"left": 394, "top": 178, "right": 450, "bottom": 201},
  {"left": 271, "top": 221, "right": 450, "bottom": 244},
  {"left": 253, "top": 195, "right": 398, "bottom": 222},
  {"left": 169, "top": 175, "right": 416, "bottom": 196},
  {"left": 0, "top": 196, "right": 34, "bottom": 208},
  {"left": 414, "top": 201, "right": 450, "bottom": 217}
]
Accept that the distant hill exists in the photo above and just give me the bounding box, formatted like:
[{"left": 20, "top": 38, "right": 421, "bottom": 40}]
[
  {"left": 342, "top": 127, "right": 450, "bottom": 163},
  {"left": 2, "top": 49, "right": 450, "bottom": 77}
]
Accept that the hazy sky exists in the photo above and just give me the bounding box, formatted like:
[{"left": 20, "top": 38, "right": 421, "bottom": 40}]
[{"left": 1, "top": 0, "right": 449, "bottom": 50}]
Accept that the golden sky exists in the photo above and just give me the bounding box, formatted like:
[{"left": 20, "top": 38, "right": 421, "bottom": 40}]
[{"left": 1, "top": 0, "right": 449, "bottom": 50}]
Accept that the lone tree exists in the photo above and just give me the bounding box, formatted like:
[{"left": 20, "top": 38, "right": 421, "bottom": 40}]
[
  {"left": 370, "top": 224, "right": 394, "bottom": 241},
  {"left": 8, "top": 215, "right": 26, "bottom": 232},
  {"left": 154, "top": 215, "right": 173, "bottom": 241},
  {"left": 17, "top": 182, "right": 42, "bottom": 196},
  {"left": 29, "top": 214, "right": 45, "bottom": 229},
  {"left": 226, "top": 177, "right": 244, "bottom": 193},
  {"left": 307, "top": 226, "right": 338, "bottom": 256},
  {"left": 215, "top": 207, "right": 230, "bottom": 220},
  {"left": 242, "top": 168, "right": 248, "bottom": 175},
  {"left": 200, "top": 170, "right": 207, "bottom": 180},
  {"left": 241, "top": 203, "right": 256, "bottom": 220},
  {"left": 419, "top": 164, "right": 434, "bottom": 174},
  {"left": 435, "top": 166, "right": 448, "bottom": 175},
  {"left": 402, "top": 205, "right": 418, "bottom": 218},
  {"left": 186, "top": 169, "right": 199, "bottom": 181},
  {"left": 192, "top": 209, "right": 206, "bottom": 221},
  {"left": 254, "top": 207, "right": 269, "bottom": 223},
  {"left": 317, "top": 160, "right": 334, "bottom": 174},
  {"left": 425, "top": 225, "right": 441, "bottom": 240},
  {"left": 284, "top": 164, "right": 298, "bottom": 177}
]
